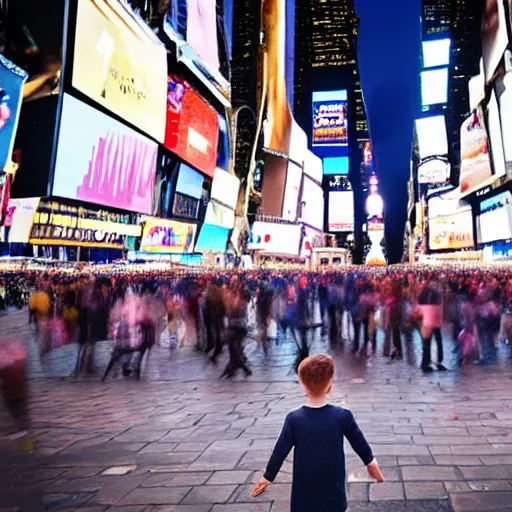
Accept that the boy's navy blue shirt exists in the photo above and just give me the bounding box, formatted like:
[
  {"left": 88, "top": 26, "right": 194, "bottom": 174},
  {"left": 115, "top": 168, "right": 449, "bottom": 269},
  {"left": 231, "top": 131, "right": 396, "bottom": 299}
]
[{"left": 264, "top": 404, "right": 373, "bottom": 512}]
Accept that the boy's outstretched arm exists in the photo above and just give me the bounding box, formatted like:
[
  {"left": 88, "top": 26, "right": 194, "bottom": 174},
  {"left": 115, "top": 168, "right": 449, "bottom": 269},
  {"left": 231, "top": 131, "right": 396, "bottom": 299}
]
[
  {"left": 344, "top": 411, "right": 385, "bottom": 482},
  {"left": 251, "top": 414, "right": 295, "bottom": 497}
]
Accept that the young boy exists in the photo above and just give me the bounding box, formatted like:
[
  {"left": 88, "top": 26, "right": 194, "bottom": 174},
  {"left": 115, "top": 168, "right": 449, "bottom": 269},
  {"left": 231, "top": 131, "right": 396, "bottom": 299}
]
[{"left": 251, "top": 354, "right": 384, "bottom": 511}]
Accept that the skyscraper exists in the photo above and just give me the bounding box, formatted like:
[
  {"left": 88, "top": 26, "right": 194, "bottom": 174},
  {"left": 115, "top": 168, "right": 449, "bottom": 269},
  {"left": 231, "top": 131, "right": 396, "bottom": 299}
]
[
  {"left": 421, "top": 0, "right": 482, "bottom": 157},
  {"left": 294, "top": 0, "right": 368, "bottom": 144}
]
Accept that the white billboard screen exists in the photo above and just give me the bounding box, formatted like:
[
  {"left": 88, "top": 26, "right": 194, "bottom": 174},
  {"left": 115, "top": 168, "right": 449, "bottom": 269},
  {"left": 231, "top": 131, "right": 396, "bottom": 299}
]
[
  {"left": 496, "top": 71, "right": 512, "bottom": 174},
  {"left": 480, "top": 192, "right": 512, "bottom": 243},
  {"left": 301, "top": 176, "right": 324, "bottom": 231},
  {"left": 416, "top": 116, "right": 449, "bottom": 160},
  {"left": 418, "top": 159, "right": 450, "bottom": 185},
  {"left": 421, "top": 68, "right": 448, "bottom": 106},
  {"left": 487, "top": 90, "right": 507, "bottom": 180},
  {"left": 482, "top": 0, "right": 509, "bottom": 83},
  {"left": 328, "top": 191, "right": 354, "bottom": 232},
  {"left": 248, "top": 222, "right": 302, "bottom": 256},
  {"left": 282, "top": 161, "right": 302, "bottom": 221},
  {"left": 422, "top": 39, "right": 451, "bottom": 68}
]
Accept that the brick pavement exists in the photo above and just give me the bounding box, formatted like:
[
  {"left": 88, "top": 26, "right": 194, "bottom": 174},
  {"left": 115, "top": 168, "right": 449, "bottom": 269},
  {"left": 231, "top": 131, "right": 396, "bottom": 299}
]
[{"left": 1, "top": 311, "right": 512, "bottom": 511}]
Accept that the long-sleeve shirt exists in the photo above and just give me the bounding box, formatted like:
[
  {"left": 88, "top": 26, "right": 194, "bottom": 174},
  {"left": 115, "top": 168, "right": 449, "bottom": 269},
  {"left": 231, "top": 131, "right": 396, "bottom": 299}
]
[{"left": 264, "top": 404, "right": 374, "bottom": 512}]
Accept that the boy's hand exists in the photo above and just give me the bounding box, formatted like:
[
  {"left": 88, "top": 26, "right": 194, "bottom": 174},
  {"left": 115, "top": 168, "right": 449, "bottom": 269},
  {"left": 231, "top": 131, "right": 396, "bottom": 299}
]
[
  {"left": 251, "top": 477, "right": 270, "bottom": 497},
  {"left": 367, "top": 459, "right": 385, "bottom": 482}
]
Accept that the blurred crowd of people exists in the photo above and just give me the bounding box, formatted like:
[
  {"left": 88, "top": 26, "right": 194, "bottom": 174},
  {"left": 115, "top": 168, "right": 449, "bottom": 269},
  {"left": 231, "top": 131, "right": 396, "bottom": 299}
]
[{"left": 2, "top": 264, "right": 512, "bottom": 443}]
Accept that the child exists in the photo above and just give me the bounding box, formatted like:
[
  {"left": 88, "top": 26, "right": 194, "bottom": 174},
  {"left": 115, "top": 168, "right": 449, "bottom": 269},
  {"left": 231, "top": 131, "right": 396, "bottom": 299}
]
[{"left": 251, "top": 354, "right": 384, "bottom": 511}]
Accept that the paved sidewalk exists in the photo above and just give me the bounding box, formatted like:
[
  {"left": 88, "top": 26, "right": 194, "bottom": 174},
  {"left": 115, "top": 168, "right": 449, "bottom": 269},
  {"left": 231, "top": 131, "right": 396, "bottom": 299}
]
[{"left": 1, "top": 312, "right": 512, "bottom": 511}]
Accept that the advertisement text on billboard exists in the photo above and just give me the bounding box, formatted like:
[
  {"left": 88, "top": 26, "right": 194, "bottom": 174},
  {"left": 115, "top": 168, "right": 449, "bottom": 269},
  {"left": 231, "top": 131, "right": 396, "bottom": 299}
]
[
  {"left": 141, "top": 218, "right": 196, "bottom": 253},
  {"left": 312, "top": 90, "right": 348, "bottom": 147}
]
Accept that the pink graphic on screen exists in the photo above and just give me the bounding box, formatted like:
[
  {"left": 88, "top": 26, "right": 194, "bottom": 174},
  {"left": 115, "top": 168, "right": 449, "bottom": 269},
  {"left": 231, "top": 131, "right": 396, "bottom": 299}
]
[{"left": 77, "top": 131, "right": 157, "bottom": 214}]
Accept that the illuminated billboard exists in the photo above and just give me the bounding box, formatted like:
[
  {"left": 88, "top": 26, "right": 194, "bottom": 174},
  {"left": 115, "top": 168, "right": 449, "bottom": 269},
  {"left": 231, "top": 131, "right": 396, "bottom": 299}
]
[
  {"left": 482, "top": 0, "right": 509, "bottom": 83},
  {"left": 328, "top": 191, "right": 354, "bottom": 232},
  {"left": 496, "top": 68, "right": 512, "bottom": 174},
  {"left": 418, "top": 159, "right": 450, "bottom": 185},
  {"left": 460, "top": 107, "right": 493, "bottom": 197},
  {"left": 487, "top": 90, "right": 506, "bottom": 180},
  {"left": 415, "top": 116, "right": 449, "bottom": 160},
  {"left": 421, "top": 68, "right": 448, "bottom": 106},
  {"left": 0, "top": 56, "right": 28, "bottom": 170},
  {"left": 248, "top": 221, "right": 302, "bottom": 256},
  {"left": 304, "top": 150, "right": 323, "bottom": 183},
  {"left": 282, "top": 161, "right": 302, "bottom": 221},
  {"left": 480, "top": 191, "right": 512, "bottom": 243},
  {"left": 165, "top": 76, "right": 219, "bottom": 178},
  {"left": 323, "top": 156, "right": 349, "bottom": 175},
  {"left": 53, "top": 94, "right": 158, "bottom": 215},
  {"left": 312, "top": 90, "right": 348, "bottom": 147},
  {"left": 73, "top": 0, "right": 167, "bottom": 142},
  {"left": 300, "top": 176, "right": 324, "bottom": 231},
  {"left": 422, "top": 39, "right": 451, "bottom": 68},
  {"left": 141, "top": 218, "right": 196, "bottom": 253}
]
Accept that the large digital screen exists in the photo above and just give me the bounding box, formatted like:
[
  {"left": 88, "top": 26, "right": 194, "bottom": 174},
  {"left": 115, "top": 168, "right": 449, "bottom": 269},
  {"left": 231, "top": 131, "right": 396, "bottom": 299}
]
[
  {"left": 53, "top": 94, "right": 157, "bottom": 214},
  {"left": 480, "top": 192, "right": 512, "bottom": 243},
  {"left": 290, "top": 120, "right": 308, "bottom": 166},
  {"left": 428, "top": 209, "right": 474, "bottom": 251},
  {"left": 460, "top": 106, "right": 493, "bottom": 197},
  {"left": 482, "top": 0, "right": 509, "bottom": 83},
  {"left": 163, "top": 0, "right": 230, "bottom": 83},
  {"left": 418, "top": 159, "right": 450, "bottom": 185},
  {"left": 211, "top": 168, "right": 240, "bottom": 210},
  {"left": 195, "top": 224, "right": 231, "bottom": 252},
  {"left": 1, "top": 198, "right": 39, "bottom": 244},
  {"left": 282, "top": 161, "right": 302, "bottom": 221},
  {"left": 165, "top": 76, "right": 219, "bottom": 178},
  {"left": 496, "top": 70, "right": 512, "bottom": 174},
  {"left": 415, "top": 116, "right": 449, "bottom": 160},
  {"left": 248, "top": 221, "right": 302, "bottom": 256},
  {"left": 487, "top": 90, "right": 507, "bottom": 179},
  {"left": 323, "top": 156, "right": 349, "bottom": 175},
  {"left": 422, "top": 39, "right": 451, "bottom": 68},
  {"left": 0, "top": 56, "right": 28, "bottom": 170},
  {"left": 217, "top": 115, "right": 229, "bottom": 171},
  {"left": 421, "top": 68, "right": 449, "bottom": 106},
  {"left": 204, "top": 201, "right": 235, "bottom": 229},
  {"left": 141, "top": 218, "right": 196, "bottom": 253},
  {"left": 175, "top": 163, "right": 205, "bottom": 200},
  {"left": 469, "top": 73, "right": 485, "bottom": 111},
  {"left": 73, "top": 0, "right": 167, "bottom": 142},
  {"left": 300, "top": 176, "right": 324, "bottom": 231},
  {"left": 304, "top": 150, "right": 323, "bottom": 183},
  {"left": 312, "top": 90, "right": 348, "bottom": 147},
  {"left": 328, "top": 191, "right": 354, "bottom": 232}
]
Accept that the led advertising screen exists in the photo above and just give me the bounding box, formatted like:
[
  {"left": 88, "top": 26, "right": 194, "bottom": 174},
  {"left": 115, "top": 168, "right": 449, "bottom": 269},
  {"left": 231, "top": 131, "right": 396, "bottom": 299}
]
[
  {"left": 328, "top": 191, "right": 354, "bottom": 232},
  {"left": 496, "top": 70, "right": 512, "bottom": 174},
  {"left": 487, "top": 90, "right": 507, "bottom": 179},
  {"left": 304, "top": 150, "right": 323, "bottom": 183},
  {"left": 482, "top": 0, "right": 509, "bottom": 83},
  {"left": 312, "top": 90, "right": 348, "bottom": 147},
  {"left": 422, "top": 39, "right": 451, "bottom": 68},
  {"left": 480, "top": 191, "right": 512, "bottom": 243},
  {"left": 248, "top": 221, "right": 302, "bottom": 256},
  {"left": 323, "top": 156, "right": 349, "bottom": 175},
  {"left": 141, "top": 218, "right": 196, "bottom": 253},
  {"left": 421, "top": 68, "right": 449, "bottom": 106},
  {"left": 469, "top": 73, "right": 485, "bottom": 111},
  {"left": 217, "top": 115, "right": 229, "bottom": 171},
  {"left": 210, "top": 168, "right": 240, "bottom": 210},
  {"left": 195, "top": 224, "right": 231, "bottom": 252},
  {"left": 460, "top": 107, "right": 493, "bottom": 197},
  {"left": 289, "top": 120, "right": 308, "bottom": 166},
  {"left": 0, "top": 56, "right": 28, "bottom": 170},
  {"left": 73, "top": 0, "right": 167, "bottom": 142},
  {"left": 163, "top": 0, "right": 230, "bottom": 84},
  {"left": 300, "top": 176, "right": 324, "bottom": 231},
  {"left": 282, "top": 161, "right": 302, "bottom": 221},
  {"left": 53, "top": 94, "right": 158, "bottom": 215},
  {"left": 204, "top": 201, "right": 235, "bottom": 229},
  {"left": 1, "top": 198, "right": 39, "bottom": 244},
  {"left": 418, "top": 159, "right": 450, "bottom": 185},
  {"left": 416, "top": 116, "right": 449, "bottom": 160},
  {"left": 175, "top": 163, "right": 205, "bottom": 200},
  {"left": 165, "top": 76, "right": 219, "bottom": 178},
  {"left": 428, "top": 208, "right": 474, "bottom": 251}
]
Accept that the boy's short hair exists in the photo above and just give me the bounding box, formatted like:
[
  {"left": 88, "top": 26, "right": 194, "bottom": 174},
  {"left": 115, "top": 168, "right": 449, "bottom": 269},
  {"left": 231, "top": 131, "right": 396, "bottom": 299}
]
[{"left": 298, "top": 355, "right": 334, "bottom": 396}]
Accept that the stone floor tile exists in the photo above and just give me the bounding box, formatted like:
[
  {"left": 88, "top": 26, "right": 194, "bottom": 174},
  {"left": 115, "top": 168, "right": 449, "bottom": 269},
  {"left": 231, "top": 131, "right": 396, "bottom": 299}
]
[
  {"left": 369, "top": 482, "right": 405, "bottom": 501},
  {"left": 348, "top": 483, "right": 369, "bottom": 502},
  {"left": 141, "top": 473, "right": 211, "bottom": 487},
  {"left": 433, "top": 455, "right": 482, "bottom": 466},
  {"left": 181, "top": 485, "right": 237, "bottom": 505},
  {"left": 443, "top": 482, "right": 472, "bottom": 493},
  {"left": 401, "top": 465, "right": 461, "bottom": 481},
  {"left": 118, "top": 487, "right": 191, "bottom": 506},
  {"left": 451, "top": 492, "right": 512, "bottom": 512},
  {"left": 211, "top": 504, "right": 271, "bottom": 512},
  {"left": 207, "top": 471, "right": 252, "bottom": 485},
  {"left": 460, "top": 465, "right": 512, "bottom": 480},
  {"left": 467, "top": 480, "right": 512, "bottom": 492},
  {"left": 405, "top": 482, "right": 448, "bottom": 500}
]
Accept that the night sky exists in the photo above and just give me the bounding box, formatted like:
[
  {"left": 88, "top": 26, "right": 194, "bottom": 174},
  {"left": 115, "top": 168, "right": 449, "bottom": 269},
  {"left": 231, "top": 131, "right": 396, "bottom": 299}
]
[{"left": 355, "top": 0, "right": 422, "bottom": 263}]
